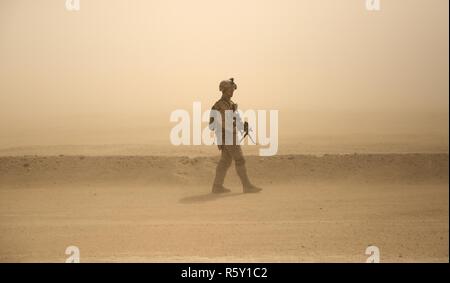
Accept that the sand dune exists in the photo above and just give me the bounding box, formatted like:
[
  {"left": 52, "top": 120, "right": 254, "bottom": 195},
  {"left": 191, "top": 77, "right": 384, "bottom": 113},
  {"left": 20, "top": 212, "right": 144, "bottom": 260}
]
[
  {"left": 0, "top": 153, "right": 448, "bottom": 262},
  {"left": 0, "top": 153, "right": 447, "bottom": 187}
]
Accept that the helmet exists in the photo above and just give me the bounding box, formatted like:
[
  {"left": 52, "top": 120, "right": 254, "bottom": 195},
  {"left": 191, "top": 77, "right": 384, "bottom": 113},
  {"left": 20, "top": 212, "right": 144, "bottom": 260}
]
[{"left": 219, "top": 78, "right": 237, "bottom": 92}]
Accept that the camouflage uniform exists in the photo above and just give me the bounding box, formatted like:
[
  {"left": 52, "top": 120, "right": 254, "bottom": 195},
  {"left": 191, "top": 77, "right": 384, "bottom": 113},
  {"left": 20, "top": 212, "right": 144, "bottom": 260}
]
[
  {"left": 209, "top": 78, "right": 262, "bottom": 194},
  {"left": 211, "top": 97, "right": 251, "bottom": 188}
]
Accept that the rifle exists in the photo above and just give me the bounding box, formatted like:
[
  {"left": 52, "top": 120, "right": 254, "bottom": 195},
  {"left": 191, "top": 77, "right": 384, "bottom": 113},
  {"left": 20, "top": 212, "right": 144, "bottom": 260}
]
[
  {"left": 233, "top": 107, "right": 256, "bottom": 145},
  {"left": 209, "top": 102, "right": 256, "bottom": 145},
  {"left": 239, "top": 120, "right": 256, "bottom": 144}
]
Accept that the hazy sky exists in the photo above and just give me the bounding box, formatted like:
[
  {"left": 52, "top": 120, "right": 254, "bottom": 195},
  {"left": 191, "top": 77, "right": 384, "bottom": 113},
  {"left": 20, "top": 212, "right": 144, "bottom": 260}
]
[{"left": 0, "top": 0, "right": 448, "bottom": 147}]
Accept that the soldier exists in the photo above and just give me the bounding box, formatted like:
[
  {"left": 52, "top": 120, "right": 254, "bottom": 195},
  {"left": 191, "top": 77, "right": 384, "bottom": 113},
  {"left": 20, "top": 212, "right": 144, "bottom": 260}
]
[{"left": 209, "top": 78, "right": 262, "bottom": 194}]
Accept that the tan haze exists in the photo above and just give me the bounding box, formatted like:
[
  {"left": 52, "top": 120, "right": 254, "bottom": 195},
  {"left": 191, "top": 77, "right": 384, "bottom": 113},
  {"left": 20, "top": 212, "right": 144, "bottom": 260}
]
[{"left": 0, "top": 0, "right": 448, "bottom": 263}]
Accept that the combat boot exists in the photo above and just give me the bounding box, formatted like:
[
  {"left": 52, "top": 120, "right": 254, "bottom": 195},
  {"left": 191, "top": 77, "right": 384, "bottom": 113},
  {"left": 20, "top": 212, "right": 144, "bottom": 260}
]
[
  {"left": 212, "top": 184, "right": 231, "bottom": 194},
  {"left": 235, "top": 163, "right": 262, "bottom": 193},
  {"left": 243, "top": 183, "right": 263, "bottom": 193}
]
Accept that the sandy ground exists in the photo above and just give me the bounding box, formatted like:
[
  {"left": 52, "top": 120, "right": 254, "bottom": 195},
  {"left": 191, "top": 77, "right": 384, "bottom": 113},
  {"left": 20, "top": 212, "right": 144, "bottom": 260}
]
[{"left": 0, "top": 153, "right": 448, "bottom": 262}]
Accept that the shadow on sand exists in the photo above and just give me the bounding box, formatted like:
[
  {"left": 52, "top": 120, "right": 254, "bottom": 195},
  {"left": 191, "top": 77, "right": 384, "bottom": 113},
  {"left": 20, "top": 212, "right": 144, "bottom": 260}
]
[{"left": 179, "top": 192, "right": 243, "bottom": 204}]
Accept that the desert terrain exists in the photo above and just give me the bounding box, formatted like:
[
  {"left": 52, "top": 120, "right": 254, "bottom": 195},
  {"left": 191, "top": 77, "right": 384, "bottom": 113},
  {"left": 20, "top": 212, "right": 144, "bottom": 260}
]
[
  {"left": 0, "top": 0, "right": 448, "bottom": 264},
  {"left": 0, "top": 146, "right": 447, "bottom": 262}
]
